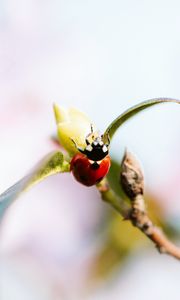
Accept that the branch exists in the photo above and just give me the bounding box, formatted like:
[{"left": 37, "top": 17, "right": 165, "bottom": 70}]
[
  {"left": 97, "top": 178, "right": 130, "bottom": 218},
  {"left": 97, "top": 151, "right": 180, "bottom": 260},
  {"left": 121, "top": 150, "right": 180, "bottom": 259},
  {"left": 128, "top": 194, "right": 180, "bottom": 259}
]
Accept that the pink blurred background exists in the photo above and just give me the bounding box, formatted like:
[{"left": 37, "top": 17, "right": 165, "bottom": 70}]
[{"left": 1, "top": 0, "right": 180, "bottom": 299}]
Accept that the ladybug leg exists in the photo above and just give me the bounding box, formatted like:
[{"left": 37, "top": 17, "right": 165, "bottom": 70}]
[
  {"left": 107, "top": 135, "right": 110, "bottom": 145},
  {"left": 77, "top": 147, "right": 86, "bottom": 154},
  {"left": 85, "top": 138, "right": 90, "bottom": 145},
  {"left": 101, "top": 133, "right": 110, "bottom": 146},
  {"left": 70, "top": 138, "right": 85, "bottom": 154}
]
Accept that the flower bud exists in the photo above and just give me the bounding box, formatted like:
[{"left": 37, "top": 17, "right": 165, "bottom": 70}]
[
  {"left": 53, "top": 104, "right": 97, "bottom": 156},
  {"left": 120, "top": 150, "right": 144, "bottom": 199}
]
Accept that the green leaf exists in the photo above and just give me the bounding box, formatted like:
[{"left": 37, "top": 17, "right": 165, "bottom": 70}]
[
  {"left": 0, "top": 151, "right": 70, "bottom": 219},
  {"left": 104, "top": 98, "right": 180, "bottom": 140}
]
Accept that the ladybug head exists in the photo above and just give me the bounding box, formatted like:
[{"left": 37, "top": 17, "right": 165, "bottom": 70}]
[
  {"left": 72, "top": 125, "right": 110, "bottom": 162},
  {"left": 83, "top": 134, "right": 109, "bottom": 161}
]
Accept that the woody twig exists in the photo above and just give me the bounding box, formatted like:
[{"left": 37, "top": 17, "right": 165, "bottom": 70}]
[
  {"left": 97, "top": 150, "right": 180, "bottom": 260},
  {"left": 120, "top": 150, "right": 180, "bottom": 259}
]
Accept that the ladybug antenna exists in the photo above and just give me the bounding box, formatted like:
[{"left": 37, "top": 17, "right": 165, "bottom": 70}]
[
  {"left": 90, "top": 124, "right": 94, "bottom": 133},
  {"left": 85, "top": 124, "right": 95, "bottom": 145}
]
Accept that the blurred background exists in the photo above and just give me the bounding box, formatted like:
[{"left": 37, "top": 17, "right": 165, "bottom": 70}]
[{"left": 1, "top": 0, "right": 180, "bottom": 299}]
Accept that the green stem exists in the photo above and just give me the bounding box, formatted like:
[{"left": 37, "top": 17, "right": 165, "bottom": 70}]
[{"left": 96, "top": 178, "right": 130, "bottom": 218}]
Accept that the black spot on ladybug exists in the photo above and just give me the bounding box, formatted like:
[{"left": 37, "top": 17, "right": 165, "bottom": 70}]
[{"left": 91, "top": 162, "right": 100, "bottom": 170}]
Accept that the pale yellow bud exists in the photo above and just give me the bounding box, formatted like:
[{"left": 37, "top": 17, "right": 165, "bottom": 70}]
[{"left": 53, "top": 104, "right": 97, "bottom": 156}]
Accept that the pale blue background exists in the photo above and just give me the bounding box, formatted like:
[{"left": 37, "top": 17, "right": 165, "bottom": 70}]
[{"left": 0, "top": 1, "right": 180, "bottom": 299}]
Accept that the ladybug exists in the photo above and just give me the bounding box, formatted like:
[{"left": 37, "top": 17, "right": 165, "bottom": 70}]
[{"left": 70, "top": 125, "right": 111, "bottom": 186}]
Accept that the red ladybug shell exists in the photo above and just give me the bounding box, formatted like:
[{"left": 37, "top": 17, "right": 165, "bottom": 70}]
[{"left": 70, "top": 153, "right": 111, "bottom": 186}]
